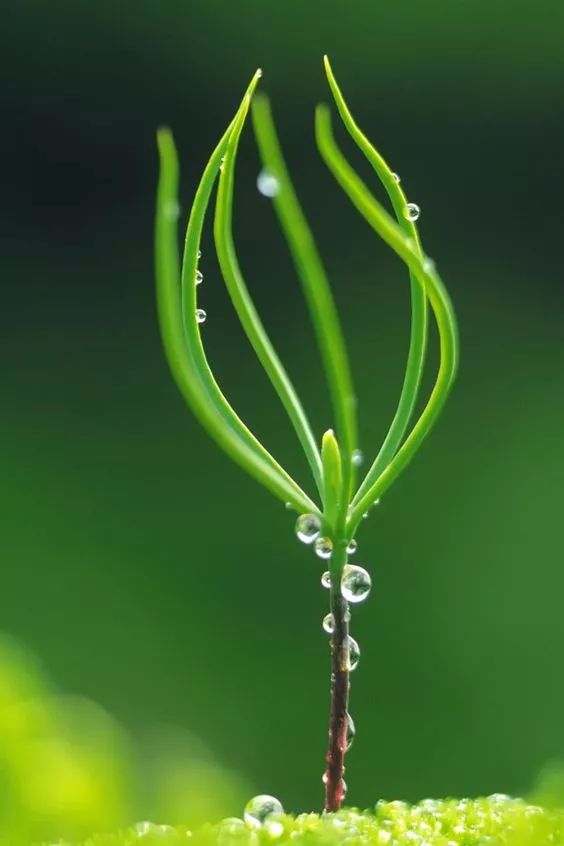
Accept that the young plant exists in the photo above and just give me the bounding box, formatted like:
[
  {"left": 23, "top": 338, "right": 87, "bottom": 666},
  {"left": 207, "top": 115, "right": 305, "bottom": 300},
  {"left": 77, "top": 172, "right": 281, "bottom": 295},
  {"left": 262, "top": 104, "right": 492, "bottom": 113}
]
[{"left": 155, "top": 57, "right": 458, "bottom": 814}]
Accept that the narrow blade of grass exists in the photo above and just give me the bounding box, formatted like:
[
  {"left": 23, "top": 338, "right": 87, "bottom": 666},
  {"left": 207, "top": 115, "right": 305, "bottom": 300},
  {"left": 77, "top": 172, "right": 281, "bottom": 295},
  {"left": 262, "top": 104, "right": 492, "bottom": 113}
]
[
  {"left": 323, "top": 56, "right": 428, "bottom": 509},
  {"left": 155, "top": 86, "right": 319, "bottom": 514},
  {"left": 214, "top": 89, "right": 324, "bottom": 497},
  {"left": 314, "top": 106, "right": 458, "bottom": 534},
  {"left": 251, "top": 94, "right": 357, "bottom": 514}
]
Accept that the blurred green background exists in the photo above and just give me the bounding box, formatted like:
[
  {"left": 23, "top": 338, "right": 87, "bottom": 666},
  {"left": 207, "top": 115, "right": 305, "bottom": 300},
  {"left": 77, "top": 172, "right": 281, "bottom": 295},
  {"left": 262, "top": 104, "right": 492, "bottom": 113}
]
[{"left": 2, "top": 0, "right": 564, "bottom": 839}]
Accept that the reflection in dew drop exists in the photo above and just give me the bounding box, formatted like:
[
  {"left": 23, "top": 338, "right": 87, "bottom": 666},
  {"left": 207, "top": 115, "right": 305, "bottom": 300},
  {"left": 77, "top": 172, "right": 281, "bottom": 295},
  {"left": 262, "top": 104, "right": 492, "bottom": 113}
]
[
  {"left": 257, "top": 169, "right": 280, "bottom": 198},
  {"left": 295, "top": 513, "right": 321, "bottom": 544},
  {"left": 322, "top": 613, "right": 335, "bottom": 634},
  {"left": 404, "top": 202, "right": 421, "bottom": 222},
  {"left": 244, "top": 795, "right": 284, "bottom": 828},
  {"left": 196, "top": 309, "right": 207, "bottom": 324},
  {"left": 321, "top": 570, "right": 331, "bottom": 589},
  {"left": 341, "top": 565, "right": 372, "bottom": 604},
  {"left": 346, "top": 539, "right": 358, "bottom": 555},
  {"left": 314, "top": 536, "right": 333, "bottom": 560},
  {"left": 346, "top": 635, "right": 360, "bottom": 671}
]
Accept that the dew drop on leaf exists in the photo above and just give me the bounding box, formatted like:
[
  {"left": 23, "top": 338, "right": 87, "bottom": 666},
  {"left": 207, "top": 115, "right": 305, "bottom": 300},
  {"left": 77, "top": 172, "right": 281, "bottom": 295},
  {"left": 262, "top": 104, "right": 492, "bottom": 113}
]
[
  {"left": 404, "top": 202, "right": 421, "bottom": 222},
  {"left": 257, "top": 169, "right": 280, "bottom": 198},
  {"left": 321, "top": 570, "right": 331, "bottom": 589},
  {"left": 352, "top": 449, "right": 364, "bottom": 467},
  {"left": 346, "top": 713, "right": 356, "bottom": 750},
  {"left": 195, "top": 270, "right": 203, "bottom": 285},
  {"left": 196, "top": 308, "right": 207, "bottom": 324},
  {"left": 295, "top": 513, "right": 321, "bottom": 544},
  {"left": 391, "top": 172, "right": 401, "bottom": 184},
  {"left": 346, "top": 539, "right": 358, "bottom": 555}
]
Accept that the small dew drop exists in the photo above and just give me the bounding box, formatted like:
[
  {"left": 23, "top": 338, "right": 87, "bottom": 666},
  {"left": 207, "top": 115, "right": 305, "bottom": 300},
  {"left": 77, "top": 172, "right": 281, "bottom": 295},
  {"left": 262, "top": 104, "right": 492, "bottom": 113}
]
[
  {"left": 295, "top": 513, "right": 321, "bottom": 544},
  {"left": 257, "top": 169, "right": 280, "bottom": 198},
  {"left": 163, "top": 200, "right": 180, "bottom": 221},
  {"left": 284, "top": 502, "right": 292, "bottom": 510},
  {"left": 423, "top": 257, "right": 436, "bottom": 274},
  {"left": 321, "top": 571, "right": 331, "bottom": 589},
  {"left": 346, "top": 539, "right": 358, "bottom": 555},
  {"left": 197, "top": 250, "right": 202, "bottom": 260},
  {"left": 352, "top": 449, "right": 364, "bottom": 467},
  {"left": 340, "top": 779, "right": 348, "bottom": 798},
  {"left": 404, "top": 202, "right": 421, "bottom": 222},
  {"left": 391, "top": 173, "right": 401, "bottom": 184},
  {"left": 219, "top": 155, "right": 226, "bottom": 173},
  {"left": 314, "top": 536, "right": 333, "bottom": 560},
  {"left": 244, "top": 795, "right": 284, "bottom": 829},
  {"left": 321, "top": 771, "right": 328, "bottom": 785},
  {"left": 346, "top": 636, "right": 360, "bottom": 671},
  {"left": 195, "top": 270, "right": 203, "bottom": 285},
  {"left": 196, "top": 308, "right": 207, "bottom": 324},
  {"left": 341, "top": 565, "right": 372, "bottom": 604},
  {"left": 346, "top": 713, "right": 356, "bottom": 750},
  {"left": 362, "top": 511, "right": 370, "bottom": 520},
  {"left": 322, "top": 613, "right": 335, "bottom": 634}
]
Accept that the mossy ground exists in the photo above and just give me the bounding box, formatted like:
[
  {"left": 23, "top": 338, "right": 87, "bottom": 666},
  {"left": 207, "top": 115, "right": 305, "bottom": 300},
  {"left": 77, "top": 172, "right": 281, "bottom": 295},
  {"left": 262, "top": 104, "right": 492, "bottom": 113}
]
[{"left": 67, "top": 796, "right": 564, "bottom": 846}]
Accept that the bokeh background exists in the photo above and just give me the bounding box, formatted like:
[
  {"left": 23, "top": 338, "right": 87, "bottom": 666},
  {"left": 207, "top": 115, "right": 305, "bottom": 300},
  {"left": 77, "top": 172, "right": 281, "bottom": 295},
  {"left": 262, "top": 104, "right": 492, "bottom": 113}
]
[{"left": 2, "top": 0, "right": 564, "bottom": 840}]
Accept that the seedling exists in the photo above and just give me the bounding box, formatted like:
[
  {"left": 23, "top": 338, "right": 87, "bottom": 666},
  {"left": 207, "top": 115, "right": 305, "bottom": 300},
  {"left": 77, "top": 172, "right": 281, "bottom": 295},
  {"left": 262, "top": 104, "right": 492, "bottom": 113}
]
[{"left": 155, "top": 56, "right": 458, "bottom": 814}]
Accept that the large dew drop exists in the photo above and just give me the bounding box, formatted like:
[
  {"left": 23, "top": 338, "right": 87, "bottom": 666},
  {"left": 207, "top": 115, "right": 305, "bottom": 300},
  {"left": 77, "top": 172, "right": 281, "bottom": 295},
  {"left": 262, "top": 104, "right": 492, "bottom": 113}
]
[
  {"left": 295, "top": 513, "right": 321, "bottom": 544},
  {"left": 257, "top": 169, "right": 280, "bottom": 198},
  {"left": 196, "top": 308, "right": 207, "bottom": 324},
  {"left": 314, "top": 536, "right": 333, "bottom": 560},
  {"left": 346, "top": 635, "right": 360, "bottom": 671},
  {"left": 341, "top": 565, "right": 371, "bottom": 604},
  {"left": 404, "top": 202, "right": 421, "bottom": 222},
  {"left": 243, "top": 795, "right": 284, "bottom": 828}
]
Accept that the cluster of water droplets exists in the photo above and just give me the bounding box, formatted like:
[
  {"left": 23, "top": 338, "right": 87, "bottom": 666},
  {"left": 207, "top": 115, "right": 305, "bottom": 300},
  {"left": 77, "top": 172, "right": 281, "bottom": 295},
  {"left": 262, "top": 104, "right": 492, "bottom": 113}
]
[{"left": 194, "top": 249, "right": 207, "bottom": 325}]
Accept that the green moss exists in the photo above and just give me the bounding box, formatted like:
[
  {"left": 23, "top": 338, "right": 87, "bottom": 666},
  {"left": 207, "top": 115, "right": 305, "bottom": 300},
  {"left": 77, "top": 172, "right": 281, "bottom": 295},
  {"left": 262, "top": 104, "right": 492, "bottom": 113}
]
[{"left": 69, "top": 796, "right": 564, "bottom": 846}]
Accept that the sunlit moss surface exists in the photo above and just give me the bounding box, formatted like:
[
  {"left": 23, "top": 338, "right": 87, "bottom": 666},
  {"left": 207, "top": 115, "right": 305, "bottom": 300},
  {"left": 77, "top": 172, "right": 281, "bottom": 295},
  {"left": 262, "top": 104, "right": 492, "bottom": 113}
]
[{"left": 67, "top": 796, "right": 564, "bottom": 846}]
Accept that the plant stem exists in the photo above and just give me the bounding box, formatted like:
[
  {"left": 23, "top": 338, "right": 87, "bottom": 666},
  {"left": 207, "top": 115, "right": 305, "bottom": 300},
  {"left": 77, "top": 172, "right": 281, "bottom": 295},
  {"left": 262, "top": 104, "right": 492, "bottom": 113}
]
[{"left": 324, "top": 540, "right": 350, "bottom": 812}]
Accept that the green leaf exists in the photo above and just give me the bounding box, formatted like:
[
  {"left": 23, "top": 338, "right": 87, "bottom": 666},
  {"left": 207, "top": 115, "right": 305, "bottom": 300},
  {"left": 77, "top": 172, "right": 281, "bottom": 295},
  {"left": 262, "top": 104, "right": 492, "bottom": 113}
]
[
  {"left": 251, "top": 94, "right": 358, "bottom": 507},
  {"left": 314, "top": 105, "right": 458, "bottom": 535},
  {"left": 214, "top": 87, "right": 324, "bottom": 497},
  {"left": 155, "top": 75, "right": 319, "bottom": 515},
  {"left": 322, "top": 56, "right": 428, "bottom": 510}
]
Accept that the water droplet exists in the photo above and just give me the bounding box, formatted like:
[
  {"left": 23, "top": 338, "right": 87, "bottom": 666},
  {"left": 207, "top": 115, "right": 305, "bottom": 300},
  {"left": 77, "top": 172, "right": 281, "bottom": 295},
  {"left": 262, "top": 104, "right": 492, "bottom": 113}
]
[
  {"left": 163, "top": 200, "right": 180, "bottom": 221},
  {"left": 284, "top": 502, "right": 293, "bottom": 510},
  {"left": 352, "top": 449, "right": 364, "bottom": 467},
  {"left": 362, "top": 511, "right": 369, "bottom": 520},
  {"left": 322, "top": 613, "right": 335, "bottom": 634},
  {"left": 404, "top": 203, "right": 421, "bottom": 222},
  {"left": 346, "top": 539, "right": 358, "bottom": 555},
  {"left": 218, "top": 819, "right": 247, "bottom": 846},
  {"left": 340, "top": 779, "right": 348, "bottom": 798},
  {"left": 220, "top": 155, "right": 226, "bottom": 173},
  {"left": 423, "top": 257, "right": 435, "bottom": 273},
  {"left": 244, "top": 795, "right": 284, "bottom": 828},
  {"left": 321, "top": 571, "right": 331, "bottom": 589},
  {"left": 346, "top": 636, "right": 360, "bottom": 671},
  {"left": 341, "top": 565, "right": 372, "bottom": 604},
  {"left": 391, "top": 173, "right": 401, "bottom": 184},
  {"left": 196, "top": 308, "right": 207, "bottom": 324},
  {"left": 197, "top": 250, "right": 202, "bottom": 260},
  {"left": 346, "top": 713, "right": 356, "bottom": 750},
  {"left": 322, "top": 771, "right": 328, "bottom": 785},
  {"left": 195, "top": 270, "right": 203, "bottom": 285},
  {"left": 257, "top": 169, "right": 280, "bottom": 198},
  {"left": 295, "top": 513, "right": 321, "bottom": 544},
  {"left": 135, "top": 822, "right": 170, "bottom": 838},
  {"left": 314, "top": 536, "right": 333, "bottom": 559}
]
